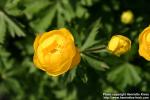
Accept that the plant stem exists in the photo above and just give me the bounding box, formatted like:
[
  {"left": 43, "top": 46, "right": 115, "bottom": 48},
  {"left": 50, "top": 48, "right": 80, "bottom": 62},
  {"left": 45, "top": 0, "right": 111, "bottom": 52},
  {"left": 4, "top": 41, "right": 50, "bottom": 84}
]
[{"left": 83, "top": 45, "right": 106, "bottom": 53}]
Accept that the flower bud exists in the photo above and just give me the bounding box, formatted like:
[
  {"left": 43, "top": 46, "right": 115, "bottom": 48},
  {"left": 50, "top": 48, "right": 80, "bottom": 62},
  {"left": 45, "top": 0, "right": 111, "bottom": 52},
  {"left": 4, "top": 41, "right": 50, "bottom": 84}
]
[
  {"left": 121, "top": 10, "right": 134, "bottom": 24},
  {"left": 107, "top": 35, "right": 131, "bottom": 56},
  {"left": 33, "top": 28, "right": 80, "bottom": 76},
  {"left": 139, "top": 26, "right": 150, "bottom": 61}
]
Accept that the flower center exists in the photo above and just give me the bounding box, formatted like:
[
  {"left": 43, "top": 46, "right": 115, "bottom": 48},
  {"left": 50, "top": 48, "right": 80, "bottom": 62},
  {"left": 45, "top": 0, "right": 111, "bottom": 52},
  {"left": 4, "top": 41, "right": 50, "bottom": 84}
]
[{"left": 42, "top": 41, "right": 57, "bottom": 55}]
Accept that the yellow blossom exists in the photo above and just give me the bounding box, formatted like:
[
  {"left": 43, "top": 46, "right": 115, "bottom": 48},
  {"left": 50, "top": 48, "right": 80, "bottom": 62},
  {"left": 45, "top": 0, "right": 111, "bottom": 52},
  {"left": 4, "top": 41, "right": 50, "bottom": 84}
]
[
  {"left": 139, "top": 26, "right": 150, "bottom": 61},
  {"left": 121, "top": 10, "right": 134, "bottom": 24},
  {"left": 33, "top": 28, "right": 80, "bottom": 76},
  {"left": 107, "top": 35, "right": 131, "bottom": 56}
]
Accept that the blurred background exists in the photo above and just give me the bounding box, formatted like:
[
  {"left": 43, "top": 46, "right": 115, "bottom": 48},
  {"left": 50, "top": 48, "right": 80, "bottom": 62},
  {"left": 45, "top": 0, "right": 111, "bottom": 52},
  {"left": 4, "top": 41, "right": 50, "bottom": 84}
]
[{"left": 0, "top": 0, "right": 150, "bottom": 100}]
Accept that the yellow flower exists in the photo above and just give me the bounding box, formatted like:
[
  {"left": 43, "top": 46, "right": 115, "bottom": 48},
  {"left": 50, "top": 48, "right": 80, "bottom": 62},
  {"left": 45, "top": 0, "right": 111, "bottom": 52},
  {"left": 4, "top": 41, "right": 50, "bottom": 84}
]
[
  {"left": 33, "top": 28, "right": 80, "bottom": 76},
  {"left": 139, "top": 26, "right": 150, "bottom": 61},
  {"left": 107, "top": 35, "right": 131, "bottom": 56},
  {"left": 121, "top": 10, "right": 134, "bottom": 24}
]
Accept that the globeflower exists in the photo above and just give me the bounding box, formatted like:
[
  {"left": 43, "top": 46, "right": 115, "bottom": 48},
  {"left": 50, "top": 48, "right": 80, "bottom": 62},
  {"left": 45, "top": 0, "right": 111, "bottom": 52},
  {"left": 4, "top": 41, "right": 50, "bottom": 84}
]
[
  {"left": 107, "top": 35, "right": 131, "bottom": 56},
  {"left": 121, "top": 10, "right": 134, "bottom": 24},
  {"left": 33, "top": 28, "right": 80, "bottom": 76},
  {"left": 139, "top": 26, "right": 150, "bottom": 61}
]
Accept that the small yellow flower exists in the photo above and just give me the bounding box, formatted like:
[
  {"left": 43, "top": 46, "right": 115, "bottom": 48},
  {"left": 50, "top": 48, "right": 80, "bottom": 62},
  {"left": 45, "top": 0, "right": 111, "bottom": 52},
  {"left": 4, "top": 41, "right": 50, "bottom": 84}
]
[
  {"left": 139, "top": 26, "right": 150, "bottom": 61},
  {"left": 121, "top": 10, "right": 134, "bottom": 24},
  {"left": 33, "top": 28, "right": 80, "bottom": 76},
  {"left": 107, "top": 35, "right": 131, "bottom": 56}
]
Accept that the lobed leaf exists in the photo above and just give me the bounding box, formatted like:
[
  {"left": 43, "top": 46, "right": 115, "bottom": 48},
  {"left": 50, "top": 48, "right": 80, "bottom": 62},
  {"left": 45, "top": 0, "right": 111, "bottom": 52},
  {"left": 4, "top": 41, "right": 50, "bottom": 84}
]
[
  {"left": 81, "top": 19, "right": 101, "bottom": 51},
  {"left": 107, "top": 63, "right": 141, "bottom": 90},
  {"left": 83, "top": 54, "right": 109, "bottom": 71}
]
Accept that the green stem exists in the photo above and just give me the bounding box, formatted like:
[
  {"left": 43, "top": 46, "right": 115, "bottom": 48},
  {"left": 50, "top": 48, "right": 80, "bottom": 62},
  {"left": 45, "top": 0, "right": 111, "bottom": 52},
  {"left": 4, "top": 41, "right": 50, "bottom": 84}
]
[{"left": 82, "top": 45, "right": 106, "bottom": 53}]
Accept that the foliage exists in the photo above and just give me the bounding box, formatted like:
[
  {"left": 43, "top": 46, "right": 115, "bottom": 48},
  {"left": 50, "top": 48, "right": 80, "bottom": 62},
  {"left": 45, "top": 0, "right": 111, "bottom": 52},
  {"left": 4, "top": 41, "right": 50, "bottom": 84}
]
[{"left": 0, "top": 0, "right": 150, "bottom": 100}]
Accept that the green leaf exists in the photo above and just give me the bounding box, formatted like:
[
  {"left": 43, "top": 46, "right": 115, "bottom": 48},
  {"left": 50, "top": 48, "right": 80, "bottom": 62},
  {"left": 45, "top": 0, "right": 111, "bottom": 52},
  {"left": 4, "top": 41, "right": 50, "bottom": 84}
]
[
  {"left": 23, "top": 0, "right": 50, "bottom": 19},
  {"left": 54, "top": 89, "right": 67, "bottom": 99},
  {"left": 61, "top": 0, "right": 75, "bottom": 22},
  {"left": 29, "top": 0, "right": 75, "bottom": 32},
  {"left": 76, "top": 4, "right": 88, "bottom": 18},
  {"left": 56, "top": 1, "right": 74, "bottom": 27},
  {"left": 57, "top": 12, "right": 65, "bottom": 28},
  {"left": 66, "top": 26, "right": 82, "bottom": 47},
  {"left": 0, "top": 11, "right": 26, "bottom": 37},
  {"left": 3, "top": 0, "right": 23, "bottom": 16},
  {"left": 60, "top": 67, "right": 77, "bottom": 85},
  {"left": 5, "top": 78, "right": 24, "bottom": 99},
  {"left": 54, "top": 89, "right": 77, "bottom": 100},
  {"left": 81, "top": 0, "right": 94, "bottom": 6},
  {"left": 30, "top": 5, "right": 56, "bottom": 32},
  {"left": 0, "top": 11, "right": 6, "bottom": 43},
  {"left": 83, "top": 54, "right": 109, "bottom": 71},
  {"left": 6, "top": 8, "right": 22, "bottom": 16},
  {"left": 81, "top": 19, "right": 101, "bottom": 51},
  {"left": 6, "top": 17, "right": 26, "bottom": 37},
  {"left": 107, "top": 63, "right": 141, "bottom": 90},
  {"left": 5, "top": 78, "right": 22, "bottom": 92}
]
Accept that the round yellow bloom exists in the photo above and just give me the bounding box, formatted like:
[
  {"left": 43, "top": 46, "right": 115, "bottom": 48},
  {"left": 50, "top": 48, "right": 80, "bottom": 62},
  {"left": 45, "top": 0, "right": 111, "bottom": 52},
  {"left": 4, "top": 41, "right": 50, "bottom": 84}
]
[
  {"left": 121, "top": 10, "right": 134, "bottom": 24},
  {"left": 33, "top": 28, "right": 80, "bottom": 76},
  {"left": 139, "top": 26, "right": 150, "bottom": 61},
  {"left": 107, "top": 35, "right": 131, "bottom": 56}
]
